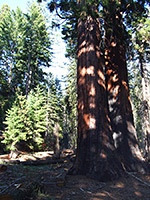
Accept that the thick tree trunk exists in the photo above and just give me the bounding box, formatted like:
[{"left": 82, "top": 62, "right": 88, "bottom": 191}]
[
  {"left": 104, "top": 11, "right": 150, "bottom": 172},
  {"left": 70, "top": 15, "right": 124, "bottom": 181}
]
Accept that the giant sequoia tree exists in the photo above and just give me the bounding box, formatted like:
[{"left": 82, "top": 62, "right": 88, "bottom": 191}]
[
  {"left": 41, "top": 0, "right": 150, "bottom": 180},
  {"left": 104, "top": 0, "right": 149, "bottom": 172},
  {"left": 70, "top": 1, "right": 124, "bottom": 180}
]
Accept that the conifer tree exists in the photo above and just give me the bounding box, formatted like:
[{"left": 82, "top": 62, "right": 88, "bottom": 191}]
[
  {"left": 3, "top": 94, "right": 29, "bottom": 150},
  {"left": 0, "top": 3, "right": 52, "bottom": 96},
  {"left": 128, "top": 8, "right": 150, "bottom": 159},
  {"left": 0, "top": 3, "right": 52, "bottom": 132},
  {"left": 2, "top": 87, "right": 47, "bottom": 151},
  {"left": 24, "top": 2, "right": 52, "bottom": 96},
  {"left": 45, "top": 73, "right": 63, "bottom": 149},
  {"left": 65, "top": 59, "right": 77, "bottom": 148},
  {"left": 0, "top": 5, "right": 14, "bottom": 92}
]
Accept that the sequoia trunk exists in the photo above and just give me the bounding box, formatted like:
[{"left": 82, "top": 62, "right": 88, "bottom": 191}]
[
  {"left": 69, "top": 15, "right": 124, "bottom": 181},
  {"left": 104, "top": 10, "right": 149, "bottom": 172}
]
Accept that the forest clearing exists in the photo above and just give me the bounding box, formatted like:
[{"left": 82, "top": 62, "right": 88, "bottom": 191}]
[{"left": 0, "top": 150, "right": 150, "bottom": 200}]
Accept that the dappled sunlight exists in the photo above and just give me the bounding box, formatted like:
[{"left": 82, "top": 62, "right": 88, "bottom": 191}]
[
  {"left": 83, "top": 114, "right": 96, "bottom": 130},
  {"left": 134, "top": 191, "right": 142, "bottom": 197},
  {"left": 72, "top": 14, "right": 124, "bottom": 180},
  {"left": 89, "top": 83, "right": 96, "bottom": 96},
  {"left": 97, "top": 69, "right": 105, "bottom": 88},
  {"left": 100, "top": 151, "right": 107, "bottom": 159},
  {"left": 87, "top": 65, "right": 95, "bottom": 76},
  {"left": 78, "top": 101, "right": 84, "bottom": 111},
  {"left": 80, "top": 66, "right": 86, "bottom": 77},
  {"left": 105, "top": 26, "right": 148, "bottom": 172},
  {"left": 111, "top": 181, "right": 125, "bottom": 188}
]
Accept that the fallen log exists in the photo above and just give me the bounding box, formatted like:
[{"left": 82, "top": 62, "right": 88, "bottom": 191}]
[
  {"left": 0, "top": 154, "right": 9, "bottom": 159},
  {"left": 20, "top": 158, "right": 65, "bottom": 166}
]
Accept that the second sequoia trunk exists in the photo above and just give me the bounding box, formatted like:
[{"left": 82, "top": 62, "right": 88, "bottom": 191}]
[{"left": 104, "top": 8, "right": 149, "bottom": 173}]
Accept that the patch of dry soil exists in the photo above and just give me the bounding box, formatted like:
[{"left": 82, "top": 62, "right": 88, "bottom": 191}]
[{"left": 0, "top": 152, "right": 150, "bottom": 200}]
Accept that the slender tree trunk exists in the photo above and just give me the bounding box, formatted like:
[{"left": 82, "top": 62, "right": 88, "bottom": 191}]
[
  {"left": 8, "top": 56, "right": 13, "bottom": 90},
  {"left": 70, "top": 14, "right": 124, "bottom": 181},
  {"left": 139, "top": 54, "right": 150, "bottom": 160},
  {"left": 104, "top": 10, "right": 149, "bottom": 172},
  {"left": 53, "top": 123, "right": 60, "bottom": 155},
  {"left": 26, "top": 53, "right": 31, "bottom": 98}
]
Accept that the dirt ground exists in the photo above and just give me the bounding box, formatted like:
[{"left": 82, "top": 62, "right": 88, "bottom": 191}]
[{"left": 0, "top": 152, "right": 150, "bottom": 200}]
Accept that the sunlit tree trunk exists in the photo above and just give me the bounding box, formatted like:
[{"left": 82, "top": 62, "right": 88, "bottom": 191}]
[
  {"left": 8, "top": 56, "right": 13, "bottom": 90},
  {"left": 104, "top": 9, "right": 149, "bottom": 172},
  {"left": 139, "top": 53, "right": 150, "bottom": 160},
  {"left": 70, "top": 10, "right": 124, "bottom": 181}
]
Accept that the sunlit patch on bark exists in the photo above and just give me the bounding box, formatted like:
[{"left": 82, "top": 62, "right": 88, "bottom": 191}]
[
  {"left": 89, "top": 102, "right": 96, "bottom": 108},
  {"left": 114, "top": 85, "right": 119, "bottom": 99},
  {"left": 87, "top": 65, "right": 95, "bottom": 76},
  {"left": 83, "top": 114, "right": 96, "bottom": 129},
  {"left": 100, "top": 151, "right": 107, "bottom": 159},
  {"left": 112, "top": 74, "right": 118, "bottom": 82},
  {"left": 97, "top": 69, "right": 105, "bottom": 88},
  {"left": 89, "top": 116, "right": 96, "bottom": 129},
  {"left": 89, "top": 83, "right": 95, "bottom": 96},
  {"left": 80, "top": 67, "right": 86, "bottom": 76},
  {"left": 78, "top": 101, "right": 84, "bottom": 110},
  {"left": 78, "top": 77, "right": 85, "bottom": 85},
  {"left": 122, "top": 80, "right": 128, "bottom": 91}
]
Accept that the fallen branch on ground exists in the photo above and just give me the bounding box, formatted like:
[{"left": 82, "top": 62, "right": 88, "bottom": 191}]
[{"left": 126, "top": 172, "right": 150, "bottom": 187}]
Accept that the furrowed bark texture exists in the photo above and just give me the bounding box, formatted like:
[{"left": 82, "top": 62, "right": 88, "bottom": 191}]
[
  {"left": 104, "top": 11, "right": 150, "bottom": 173},
  {"left": 69, "top": 16, "right": 124, "bottom": 181}
]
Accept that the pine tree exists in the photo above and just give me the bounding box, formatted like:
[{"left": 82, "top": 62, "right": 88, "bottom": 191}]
[
  {"left": 0, "top": 2, "right": 53, "bottom": 133},
  {"left": 0, "top": 5, "right": 14, "bottom": 91},
  {"left": 2, "top": 87, "right": 47, "bottom": 151},
  {"left": 27, "top": 86, "right": 47, "bottom": 150},
  {"left": 24, "top": 2, "right": 51, "bottom": 97},
  {"left": 0, "top": 3, "right": 52, "bottom": 96},
  {"left": 2, "top": 94, "right": 29, "bottom": 150},
  {"left": 45, "top": 73, "right": 63, "bottom": 150}
]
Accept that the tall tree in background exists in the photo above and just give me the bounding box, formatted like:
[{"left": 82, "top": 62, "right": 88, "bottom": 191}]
[
  {"left": 65, "top": 60, "right": 77, "bottom": 149},
  {"left": 0, "top": 5, "right": 14, "bottom": 92},
  {"left": 129, "top": 7, "right": 150, "bottom": 159},
  {"left": 44, "top": 73, "right": 64, "bottom": 150},
  {"left": 0, "top": 3, "right": 51, "bottom": 96},
  {"left": 0, "top": 5, "right": 15, "bottom": 130},
  {"left": 24, "top": 3, "right": 51, "bottom": 97},
  {"left": 0, "top": 3, "right": 52, "bottom": 130}
]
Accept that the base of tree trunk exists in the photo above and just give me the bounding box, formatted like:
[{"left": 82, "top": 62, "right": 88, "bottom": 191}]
[
  {"left": 68, "top": 152, "right": 150, "bottom": 182},
  {"left": 120, "top": 156, "right": 150, "bottom": 174},
  {"left": 68, "top": 152, "right": 125, "bottom": 182}
]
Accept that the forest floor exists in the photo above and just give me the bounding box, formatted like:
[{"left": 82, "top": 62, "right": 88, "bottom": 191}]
[{"left": 0, "top": 151, "right": 150, "bottom": 200}]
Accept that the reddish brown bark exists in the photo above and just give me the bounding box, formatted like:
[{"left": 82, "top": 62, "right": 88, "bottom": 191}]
[
  {"left": 104, "top": 11, "right": 150, "bottom": 173},
  {"left": 69, "top": 15, "right": 124, "bottom": 181}
]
